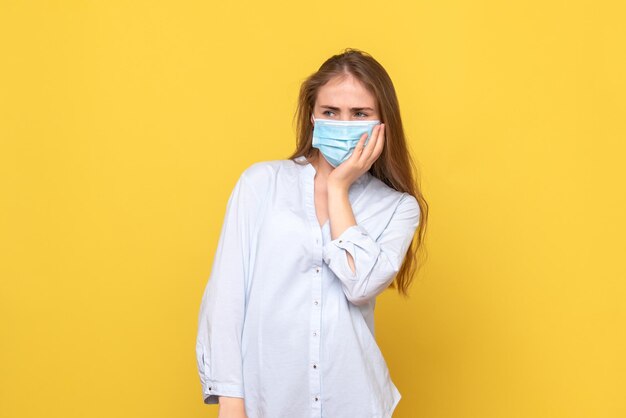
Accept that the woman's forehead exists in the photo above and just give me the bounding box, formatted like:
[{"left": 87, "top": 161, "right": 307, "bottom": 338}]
[{"left": 316, "top": 77, "right": 376, "bottom": 107}]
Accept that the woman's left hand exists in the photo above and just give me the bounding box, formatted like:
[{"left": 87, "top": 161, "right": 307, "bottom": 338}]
[{"left": 328, "top": 123, "right": 385, "bottom": 190}]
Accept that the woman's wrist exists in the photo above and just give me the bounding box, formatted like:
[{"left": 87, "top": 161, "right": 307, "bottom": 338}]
[
  {"left": 218, "top": 396, "right": 245, "bottom": 407},
  {"left": 327, "top": 178, "right": 350, "bottom": 194},
  {"left": 218, "top": 396, "right": 247, "bottom": 418}
]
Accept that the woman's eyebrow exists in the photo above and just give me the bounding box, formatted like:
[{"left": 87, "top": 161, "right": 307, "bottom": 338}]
[{"left": 320, "top": 105, "right": 375, "bottom": 111}]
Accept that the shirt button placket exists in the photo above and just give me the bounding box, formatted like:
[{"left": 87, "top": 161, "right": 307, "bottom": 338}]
[{"left": 309, "top": 233, "right": 323, "bottom": 416}]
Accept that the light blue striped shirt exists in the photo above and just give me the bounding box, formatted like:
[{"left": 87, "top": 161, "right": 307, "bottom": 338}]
[{"left": 196, "top": 155, "right": 420, "bottom": 418}]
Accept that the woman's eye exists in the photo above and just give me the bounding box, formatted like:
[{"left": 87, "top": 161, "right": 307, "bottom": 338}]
[{"left": 321, "top": 110, "right": 368, "bottom": 117}]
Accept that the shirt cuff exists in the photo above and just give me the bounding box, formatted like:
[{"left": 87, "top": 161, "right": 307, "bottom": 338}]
[
  {"left": 203, "top": 381, "right": 245, "bottom": 404},
  {"left": 322, "top": 224, "right": 380, "bottom": 281}
]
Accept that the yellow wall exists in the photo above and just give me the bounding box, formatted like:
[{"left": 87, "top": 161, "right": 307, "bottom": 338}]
[{"left": 1, "top": 1, "right": 624, "bottom": 417}]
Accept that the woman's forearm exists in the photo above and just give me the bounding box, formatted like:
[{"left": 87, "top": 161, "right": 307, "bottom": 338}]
[
  {"left": 327, "top": 182, "right": 357, "bottom": 274},
  {"left": 218, "top": 396, "right": 247, "bottom": 418}
]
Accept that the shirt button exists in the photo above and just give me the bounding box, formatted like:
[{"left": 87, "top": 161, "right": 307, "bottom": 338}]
[
  {"left": 313, "top": 363, "right": 318, "bottom": 369},
  {"left": 208, "top": 386, "right": 212, "bottom": 390},
  {"left": 314, "top": 396, "right": 319, "bottom": 401},
  {"left": 313, "top": 330, "right": 317, "bottom": 336},
  {"left": 338, "top": 239, "right": 343, "bottom": 243},
  {"left": 313, "top": 300, "right": 319, "bottom": 305}
]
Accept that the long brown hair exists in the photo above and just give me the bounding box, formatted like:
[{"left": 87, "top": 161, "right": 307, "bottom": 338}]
[{"left": 287, "top": 48, "right": 429, "bottom": 298}]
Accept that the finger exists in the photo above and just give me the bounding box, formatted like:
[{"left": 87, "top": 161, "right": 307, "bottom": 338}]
[
  {"left": 368, "top": 124, "right": 385, "bottom": 164},
  {"left": 351, "top": 131, "right": 368, "bottom": 162},
  {"left": 362, "top": 124, "right": 380, "bottom": 162}
]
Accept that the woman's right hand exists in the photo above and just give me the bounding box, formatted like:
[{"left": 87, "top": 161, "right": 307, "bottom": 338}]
[{"left": 217, "top": 396, "right": 248, "bottom": 418}]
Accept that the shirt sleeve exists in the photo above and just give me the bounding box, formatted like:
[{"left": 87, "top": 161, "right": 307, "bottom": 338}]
[
  {"left": 195, "top": 171, "right": 257, "bottom": 404},
  {"left": 322, "top": 193, "right": 421, "bottom": 306}
]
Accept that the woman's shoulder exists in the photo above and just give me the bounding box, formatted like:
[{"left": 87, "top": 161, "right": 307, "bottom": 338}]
[
  {"left": 238, "top": 158, "right": 297, "bottom": 190},
  {"left": 365, "top": 174, "right": 408, "bottom": 199},
  {"left": 365, "top": 175, "right": 420, "bottom": 215}
]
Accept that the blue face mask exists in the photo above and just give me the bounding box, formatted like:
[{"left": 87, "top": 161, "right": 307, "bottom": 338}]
[{"left": 311, "top": 115, "right": 381, "bottom": 167}]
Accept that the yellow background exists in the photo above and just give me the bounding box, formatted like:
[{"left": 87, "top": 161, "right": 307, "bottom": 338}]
[{"left": 1, "top": 1, "right": 624, "bottom": 417}]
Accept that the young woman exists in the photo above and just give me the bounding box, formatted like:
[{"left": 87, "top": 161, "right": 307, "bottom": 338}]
[{"left": 196, "top": 48, "right": 428, "bottom": 418}]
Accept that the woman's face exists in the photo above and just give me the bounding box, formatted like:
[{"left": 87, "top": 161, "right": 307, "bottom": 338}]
[{"left": 311, "top": 73, "right": 379, "bottom": 124}]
